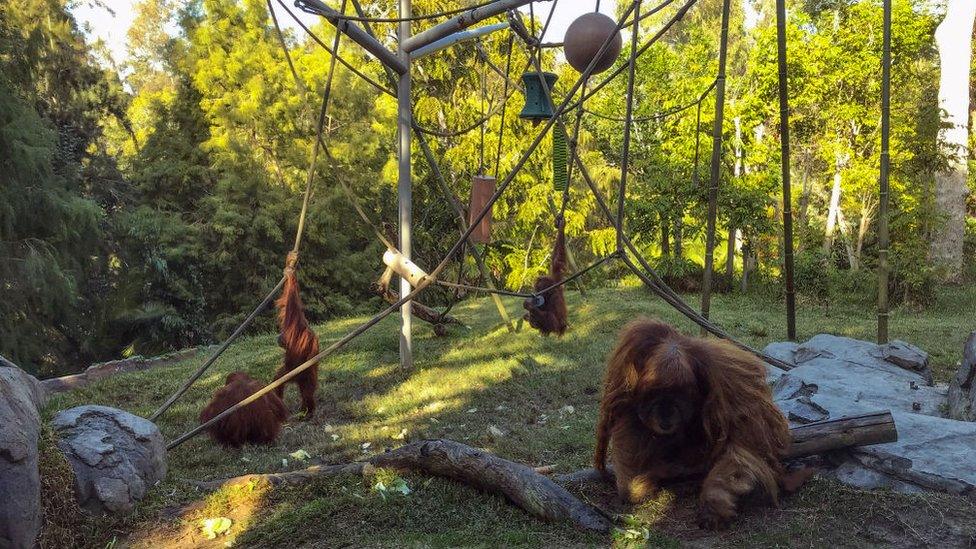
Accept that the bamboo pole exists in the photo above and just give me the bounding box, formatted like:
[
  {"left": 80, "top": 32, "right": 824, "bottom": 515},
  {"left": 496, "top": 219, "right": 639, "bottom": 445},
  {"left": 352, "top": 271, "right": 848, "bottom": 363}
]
[
  {"left": 699, "top": 0, "right": 732, "bottom": 334},
  {"left": 775, "top": 0, "right": 797, "bottom": 340},
  {"left": 877, "top": 0, "right": 891, "bottom": 343}
]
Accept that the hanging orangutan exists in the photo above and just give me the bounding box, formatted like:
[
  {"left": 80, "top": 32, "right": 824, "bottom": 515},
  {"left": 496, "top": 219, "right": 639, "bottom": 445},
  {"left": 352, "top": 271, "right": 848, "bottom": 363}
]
[
  {"left": 593, "top": 319, "right": 791, "bottom": 529},
  {"left": 199, "top": 371, "right": 288, "bottom": 448},
  {"left": 274, "top": 252, "right": 319, "bottom": 418},
  {"left": 523, "top": 215, "right": 568, "bottom": 336}
]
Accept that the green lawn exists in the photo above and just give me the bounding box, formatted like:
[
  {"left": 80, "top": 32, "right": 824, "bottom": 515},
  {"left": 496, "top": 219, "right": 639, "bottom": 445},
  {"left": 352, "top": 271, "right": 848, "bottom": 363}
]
[{"left": 44, "top": 284, "right": 976, "bottom": 548}]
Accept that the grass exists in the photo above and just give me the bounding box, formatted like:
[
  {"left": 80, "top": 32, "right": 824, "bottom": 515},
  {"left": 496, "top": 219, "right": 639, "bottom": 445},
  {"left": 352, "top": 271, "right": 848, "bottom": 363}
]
[{"left": 43, "top": 283, "right": 976, "bottom": 547}]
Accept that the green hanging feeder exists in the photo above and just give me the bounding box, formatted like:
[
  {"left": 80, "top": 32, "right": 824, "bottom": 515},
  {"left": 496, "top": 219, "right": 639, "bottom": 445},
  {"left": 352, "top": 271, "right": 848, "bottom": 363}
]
[
  {"left": 552, "top": 124, "right": 568, "bottom": 192},
  {"left": 519, "top": 71, "right": 558, "bottom": 125}
]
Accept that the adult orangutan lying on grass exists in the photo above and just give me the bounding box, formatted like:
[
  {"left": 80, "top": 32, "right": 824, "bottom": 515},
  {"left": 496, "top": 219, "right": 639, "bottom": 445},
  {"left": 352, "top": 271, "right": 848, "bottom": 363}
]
[
  {"left": 199, "top": 371, "right": 288, "bottom": 448},
  {"left": 593, "top": 319, "right": 790, "bottom": 529}
]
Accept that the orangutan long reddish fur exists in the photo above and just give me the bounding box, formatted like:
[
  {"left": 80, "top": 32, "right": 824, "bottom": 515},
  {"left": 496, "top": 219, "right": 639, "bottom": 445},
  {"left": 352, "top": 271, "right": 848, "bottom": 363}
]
[
  {"left": 274, "top": 266, "right": 320, "bottom": 417},
  {"left": 199, "top": 371, "right": 288, "bottom": 448},
  {"left": 593, "top": 319, "right": 790, "bottom": 528},
  {"left": 523, "top": 216, "right": 568, "bottom": 336}
]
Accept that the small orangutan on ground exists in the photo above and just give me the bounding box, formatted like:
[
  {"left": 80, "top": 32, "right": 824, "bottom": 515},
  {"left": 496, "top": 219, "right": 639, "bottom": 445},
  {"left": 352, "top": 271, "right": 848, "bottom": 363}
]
[
  {"left": 274, "top": 251, "right": 320, "bottom": 418},
  {"left": 523, "top": 214, "right": 568, "bottom": 336},
  {"left": 199, "top": 371, "right": 288, "bottom": 448},
  {"left": 593, "top": 319, "right": 791, "bottom": 529}
]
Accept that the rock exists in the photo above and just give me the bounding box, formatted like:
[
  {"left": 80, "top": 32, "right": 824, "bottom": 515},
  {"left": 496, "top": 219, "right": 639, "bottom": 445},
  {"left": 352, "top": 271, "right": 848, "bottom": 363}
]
[
  {"left": 0, "top": 356, "right": 46, "bottom": 548},
  {"left": 877, "top": 340, "right": 932, "bottom": 384},
  {"left": 767, "top": 334, "right": 976, "bottom": 497},
  {"left": 765, "top": 334, "right": 945, "bottom": 418},
  {"left": 779, "top": 396, "right": 830, "bottom": 425},
  {"left": 840, "top": 412, "right": 976, "bottom": 496},
  {"left": 947, "top": 332, "right": 976, "bottom": 421},
  {"left": 51, "top": 406, "right": 166, "bottom": 514}
]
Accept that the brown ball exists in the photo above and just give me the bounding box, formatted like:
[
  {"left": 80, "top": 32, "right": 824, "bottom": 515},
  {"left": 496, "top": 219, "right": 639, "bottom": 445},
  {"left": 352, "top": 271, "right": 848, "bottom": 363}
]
[{"left": 563, "top": 12, "right": 622, "bottom": 74}]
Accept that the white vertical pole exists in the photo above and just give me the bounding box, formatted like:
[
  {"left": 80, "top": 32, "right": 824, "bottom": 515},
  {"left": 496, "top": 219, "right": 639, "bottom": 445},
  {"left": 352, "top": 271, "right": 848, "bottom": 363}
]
[{"left": 398, "top": 0, "right": 413, "bottom": 368}]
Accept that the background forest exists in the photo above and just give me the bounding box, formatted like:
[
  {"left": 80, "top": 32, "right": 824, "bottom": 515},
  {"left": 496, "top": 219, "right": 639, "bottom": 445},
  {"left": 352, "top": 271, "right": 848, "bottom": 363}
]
[{"left": 1, "top": 0, "right": 973, "bottom": 377}]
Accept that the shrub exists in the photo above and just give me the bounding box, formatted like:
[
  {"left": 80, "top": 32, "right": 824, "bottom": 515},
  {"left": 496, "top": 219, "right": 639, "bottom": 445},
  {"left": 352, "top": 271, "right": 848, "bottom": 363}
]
[{"left": 651, "top": 255, "right": 704, "bottom": 293}]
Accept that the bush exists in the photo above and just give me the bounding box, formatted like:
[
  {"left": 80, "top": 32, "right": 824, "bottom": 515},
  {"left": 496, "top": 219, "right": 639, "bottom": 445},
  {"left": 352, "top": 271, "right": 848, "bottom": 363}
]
[
  {"left": 651, "top": 255, "right": 704, "bottom": 293},
  {"left": 792, "top": 248, "right": 876, "bottom": 306},
  {"left": 889, "top": 241, "right": 937, "bottom": 306}
]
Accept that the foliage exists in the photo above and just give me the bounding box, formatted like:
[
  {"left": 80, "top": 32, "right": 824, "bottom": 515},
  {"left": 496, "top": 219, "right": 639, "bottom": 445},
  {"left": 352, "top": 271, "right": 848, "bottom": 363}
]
[{"left": 0, "top": 0, "right": 969, "bottom": 374}]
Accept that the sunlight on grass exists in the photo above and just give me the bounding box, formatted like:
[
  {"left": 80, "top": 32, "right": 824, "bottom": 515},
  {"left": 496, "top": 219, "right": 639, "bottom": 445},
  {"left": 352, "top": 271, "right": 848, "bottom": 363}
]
[{"left": 42, "top": 285, "right": 976, "bottom": 547}]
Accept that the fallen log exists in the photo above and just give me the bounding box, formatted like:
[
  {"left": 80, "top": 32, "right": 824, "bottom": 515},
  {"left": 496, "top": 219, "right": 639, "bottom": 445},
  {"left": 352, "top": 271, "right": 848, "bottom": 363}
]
[
  {"left": 40, "top": 347, "right": 206, "bottom": 393},
  {"left": 186, "top": 439, "right": 610, "bottom": 532},
  {"left": 555, "top": 411, "right": 898, "bottom": 484},
  {"left": 371, "top": 282, "right": 466, "bottom": 335},
  {"left": 785, "top": 410, "right": 897, "bottom": 459}
]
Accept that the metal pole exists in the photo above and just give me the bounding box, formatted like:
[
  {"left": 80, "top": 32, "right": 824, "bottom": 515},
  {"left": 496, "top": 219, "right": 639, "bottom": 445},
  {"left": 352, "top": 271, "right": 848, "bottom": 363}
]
[
  {"left": 297, "top": 0, "right": 406, "bottom": 74},
  {"left": 402, "top": 0, "right": 549, "bottom": 53},
  {"left": 398, "top": 0, "right": 413, "bottom": 368},
  {"left": 775, "top": 0, "right": 796, "bottom": 340},
  {"left": 699, "top": 0, "right": 731, "bottom": 334},
  {"left": 877, "top": 0, "right": 891, "bottom": 343}
]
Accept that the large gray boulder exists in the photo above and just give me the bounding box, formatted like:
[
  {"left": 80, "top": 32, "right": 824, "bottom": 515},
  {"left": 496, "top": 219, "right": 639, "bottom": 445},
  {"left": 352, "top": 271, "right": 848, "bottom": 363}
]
[
  {"left": 51, "top": 405, "right": 166, "bottom": 514},
  {"left": 946, "top": 331, "right": 976, "bottom": 421},
  {"left": 765, "top": 334, "right": 976, "bottom": 496},
  {"left": 0, "top": 356, "right": 46, "bottom": 549}
]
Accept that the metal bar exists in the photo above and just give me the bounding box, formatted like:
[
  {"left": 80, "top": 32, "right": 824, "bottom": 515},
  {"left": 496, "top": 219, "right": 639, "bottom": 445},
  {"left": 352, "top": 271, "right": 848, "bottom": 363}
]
[
  {"left": 877, "top": 0, "right": 891, "bottom": 343},
  {"left": 775, "top": 0, "right": 796, "bottom": 340},
  {"left": 412, "top": 22, "right": 509, "bottom": 59},
  {"left": 699, "top": 0, "right": 731, "bottom": 334},
  {"left": 297, "top": 0, "right": 407, "bottom": 74},
  {"left": 398, "top": 0, "right": 413, "bottom": 368},
  {"left": 402, "top": 0, "right": 549, "bottom": 53},
  {"left": 617, "top": 0, "right": 641, "bottom": 253}
]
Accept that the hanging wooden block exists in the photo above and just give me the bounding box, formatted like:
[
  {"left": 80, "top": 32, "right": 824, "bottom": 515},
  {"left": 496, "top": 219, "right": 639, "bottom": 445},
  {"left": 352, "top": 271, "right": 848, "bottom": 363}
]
[
  {"left": 552, "top": 124, "right": 568, "bottom": 192},
  {"left": 468, "top": 175, "right": 495, "bottom": 244}
]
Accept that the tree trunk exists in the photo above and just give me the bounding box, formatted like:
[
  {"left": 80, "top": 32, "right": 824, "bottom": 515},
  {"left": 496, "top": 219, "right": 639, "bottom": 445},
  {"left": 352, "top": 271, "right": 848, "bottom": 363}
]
[
  {"left": 734, "top": 116, "right": 744, "bottom": 177},
  {"left": 836, "top": 209, "right": 857, "bottom": 270},
  {"left": 855, "top": 198, "right": 876, "bottom": 270},
  {"left": 660, "top": 215, "right": 671, "bottom": 256},
  {"left": 673, "top": 213, "right": 684, "bottom": 258},
  {"left": 931, "top": 0, "right": 976, "bottom": 280},
  {"left": 725, "top": 227, "right": 736, "bottom": 280},
  {"left": 797, "top": 151, "right": 812, "bottom": 237},
  {"left": 824, "top": 154, "right": 846, "bottom": 253},
  {"left": 740, "top": 239, "right": 753, "bottom": 292}
]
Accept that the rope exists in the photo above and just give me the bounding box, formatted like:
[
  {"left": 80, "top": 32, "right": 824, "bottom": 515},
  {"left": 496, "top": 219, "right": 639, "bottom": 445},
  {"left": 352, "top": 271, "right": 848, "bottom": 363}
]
[
  {"left": 412, "top": 83, "right": 520, "bottom": 138},
  {"left": 150, "top": 0, "right": 351, "bottom": 421},
  {"left": 294, "top": 0, "right": 348, "bottom": 253},
  {"left": 479, "top": 46, "right": 487, "bottom": 173},
  {"left": 433, "top": 252, "right": 618, "bottom": 299},
  {"left": 617, "top": 0, "right": 642, "bottom": 252},
  {"left": 277, "top": 0, "right": 394, "bottom": 98},
  {"left": 493, "top": 34, "right": 515, "bottom": 179},
  {"left": 149, "top": 278, "right": 285, "bottom": 421},
  {"left": 582, "top": 79, "right": 715, "bottom": 123}
]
